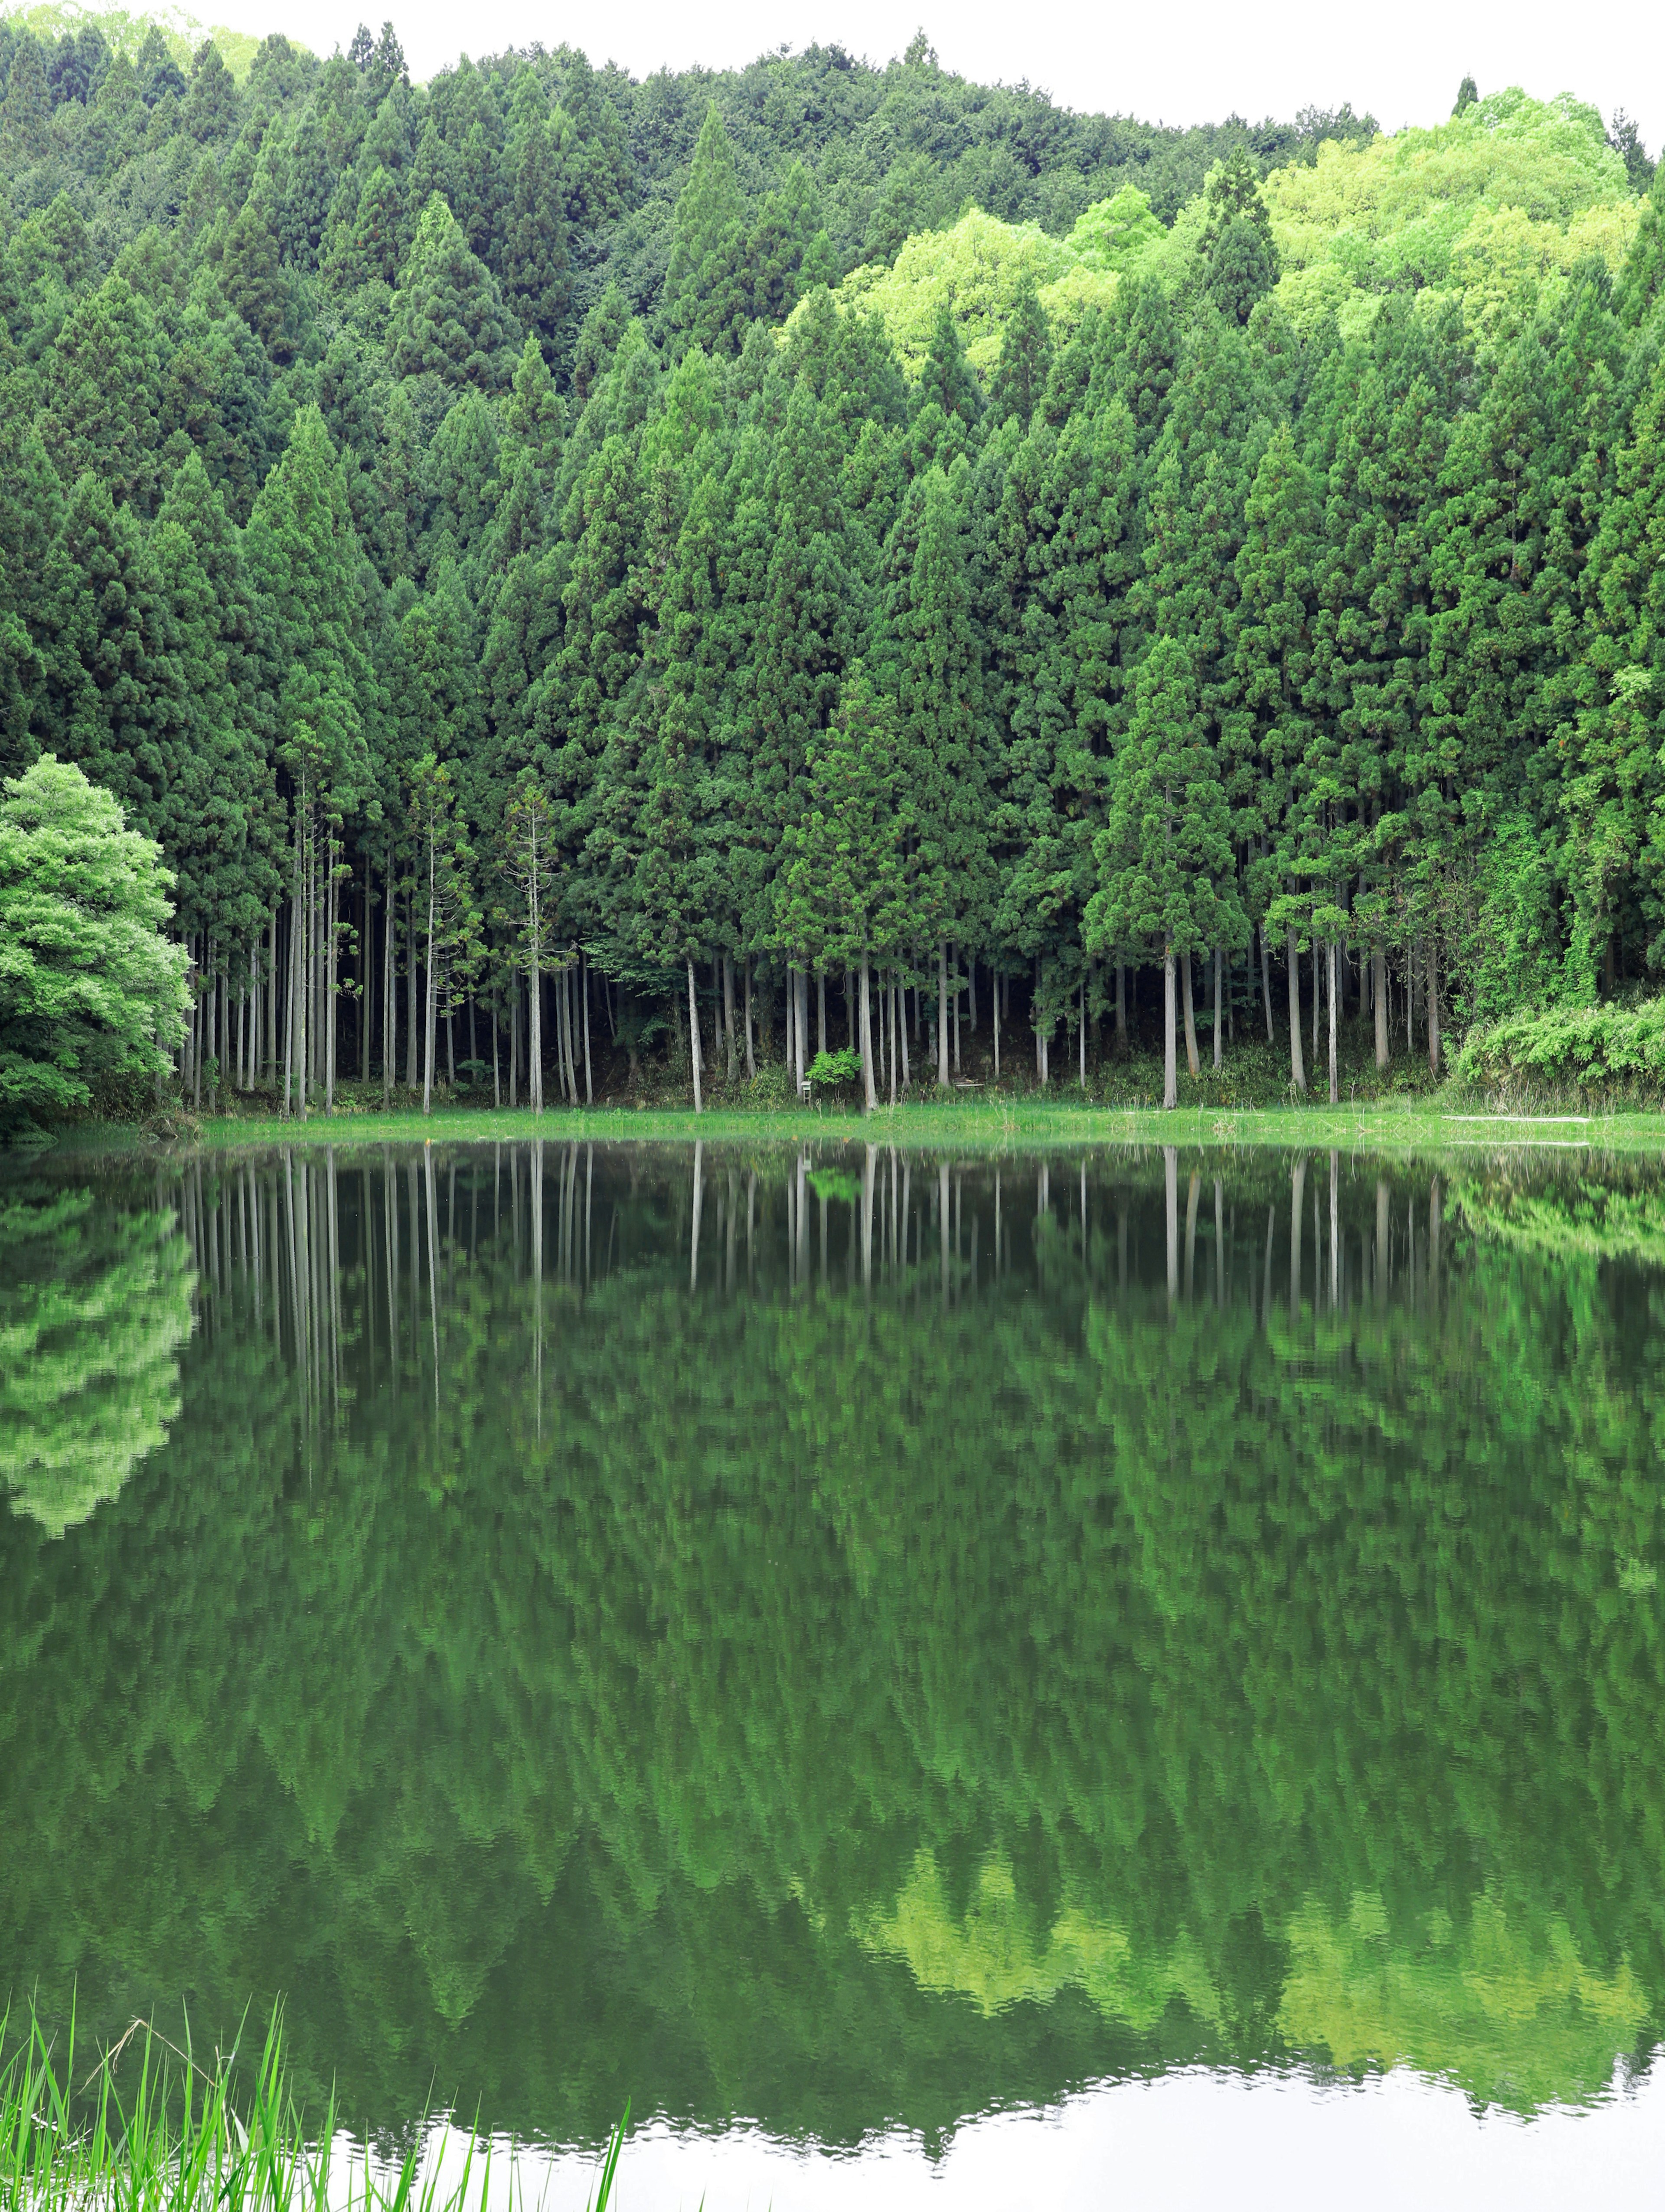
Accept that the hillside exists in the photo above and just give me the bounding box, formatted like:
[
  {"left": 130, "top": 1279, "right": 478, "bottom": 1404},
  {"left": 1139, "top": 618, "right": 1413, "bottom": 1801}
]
[{"left": 1, "top": 9, "right": 1663, "bottom": 1116}]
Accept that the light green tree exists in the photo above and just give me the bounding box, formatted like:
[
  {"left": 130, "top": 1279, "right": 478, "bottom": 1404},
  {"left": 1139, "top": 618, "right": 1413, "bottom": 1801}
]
[{"left": 0, "top": 755, "right": 190, "bottom": 1131}]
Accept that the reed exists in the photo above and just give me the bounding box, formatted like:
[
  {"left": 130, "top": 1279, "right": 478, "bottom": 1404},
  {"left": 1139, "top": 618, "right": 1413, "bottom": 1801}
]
[{"left": 0, "top": 2003, "right": 623, "bottom": 2212}]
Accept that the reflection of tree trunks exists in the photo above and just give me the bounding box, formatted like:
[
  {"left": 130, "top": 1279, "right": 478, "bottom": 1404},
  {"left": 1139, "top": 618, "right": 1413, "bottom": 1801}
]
[
  {"left": 1376, "top": 1177, "right": 1390, "bottom": 1308},
  {"left": 1165, "top": 1146, "right": 1179, "bottom": 1307},
  {"left": 1214, "top": 1178, "right": 1224, "bottom": 1305},
  {"left": 529, "top": 1138, "right": 542, "bottom": 1434},
  {"left": 1185, "top": 1170, "right": 1199, "bottom": 1301},
  {"left": 690, "top": 1140, "right": 703, "bottom": 1293},
  {"left": 1261, "top": 1204, "right": 1274, "bottom": 1325},
  {"left": 939, "top": 1161, "right": 950, "bottom": 1304},
  {"left": 1429, "top": 1174, "right": 1441, "bottom": 1312},
  {"left": 1329, "top": 1151, "right": 1339, "bottom": 1308},
  {"left": 424, "top": 1142, "right": 440, "bottom": 1413},
  {"left": 1290, "top": 1155, "right": 1306, "bottom": 1320}
]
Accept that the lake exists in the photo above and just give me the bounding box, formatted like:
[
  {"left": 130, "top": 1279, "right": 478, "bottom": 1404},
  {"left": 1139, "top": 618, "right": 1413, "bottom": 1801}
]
[{"left": 3, "top": 1138, "right": 1664, "bottom": 2208}]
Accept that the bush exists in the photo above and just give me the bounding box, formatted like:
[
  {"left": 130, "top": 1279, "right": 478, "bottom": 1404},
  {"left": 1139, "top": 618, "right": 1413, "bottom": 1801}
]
[
  {"left": 1453, "top": 1000, "right": 1665, "bottom": 1103},
  {"left": 806, "top": 1047, "right": 863, "bottom": 1091}
]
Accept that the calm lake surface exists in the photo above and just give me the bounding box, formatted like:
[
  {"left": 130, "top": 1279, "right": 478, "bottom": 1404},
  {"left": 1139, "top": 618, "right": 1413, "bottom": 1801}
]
[{"left": 5, "top": 1138, "right": 1665, "bottom": 2207}]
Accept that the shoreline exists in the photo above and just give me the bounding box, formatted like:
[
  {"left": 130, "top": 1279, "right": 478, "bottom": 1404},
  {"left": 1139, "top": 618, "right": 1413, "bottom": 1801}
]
[{"left": 26, "top": 1094, "right": 1665, "bottom": 1161}]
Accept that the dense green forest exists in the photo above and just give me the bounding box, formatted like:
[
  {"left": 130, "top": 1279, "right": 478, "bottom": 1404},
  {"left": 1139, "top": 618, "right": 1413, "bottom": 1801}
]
[
  {"left": 5, "top": 1148, "right": 1665, "bottom": 2132},
  {"left": 2, "top": 6, "right": 1663, "bottom": 1116}
]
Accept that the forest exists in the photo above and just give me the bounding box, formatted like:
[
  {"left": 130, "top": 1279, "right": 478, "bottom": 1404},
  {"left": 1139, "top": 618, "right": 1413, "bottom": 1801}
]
[{"left": 2, "top": 7, "right": 1664, "bottom": 1116}]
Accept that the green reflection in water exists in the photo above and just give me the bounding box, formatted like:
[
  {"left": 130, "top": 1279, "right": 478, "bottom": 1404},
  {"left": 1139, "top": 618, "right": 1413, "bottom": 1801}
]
[{"left": 1, "top": 1142, "right": 1663, "bottom": 2147}]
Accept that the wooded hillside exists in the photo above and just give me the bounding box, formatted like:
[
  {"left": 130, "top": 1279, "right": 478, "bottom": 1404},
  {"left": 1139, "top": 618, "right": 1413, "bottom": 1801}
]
[{"left": 2, "top": 11, "right": 1661, "bottom": 1111}]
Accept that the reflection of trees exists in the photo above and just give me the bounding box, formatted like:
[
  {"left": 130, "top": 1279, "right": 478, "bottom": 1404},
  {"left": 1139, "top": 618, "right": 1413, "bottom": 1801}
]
[
  {"left": 0, "top": 1188, "right": 193, "bottom": 1537},
  {"left": 2, "top": 1149, "right": 1665, "bottom": 2142}
]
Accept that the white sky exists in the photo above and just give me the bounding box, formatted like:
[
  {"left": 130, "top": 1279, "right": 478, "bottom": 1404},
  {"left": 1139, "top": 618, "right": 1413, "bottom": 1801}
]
[{"left": 209, "top": 0, "right": 1665, "bottom": 154}]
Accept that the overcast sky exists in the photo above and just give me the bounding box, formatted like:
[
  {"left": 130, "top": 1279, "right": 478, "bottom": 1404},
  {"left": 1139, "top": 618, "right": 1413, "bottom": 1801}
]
[{"left": 209, "top": 0, "right": 1665, "bottom": 157}]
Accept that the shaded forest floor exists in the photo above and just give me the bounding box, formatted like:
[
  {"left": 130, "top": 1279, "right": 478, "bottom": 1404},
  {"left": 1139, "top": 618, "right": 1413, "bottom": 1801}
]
[{"left": 29, "top": 1015, "right": 1665, "bottom": 1158}]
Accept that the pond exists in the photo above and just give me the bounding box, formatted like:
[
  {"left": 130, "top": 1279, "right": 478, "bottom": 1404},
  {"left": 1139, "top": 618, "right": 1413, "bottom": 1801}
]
[{"left": 3, "top": 1139, "right": 1665, "bottom": 2208}]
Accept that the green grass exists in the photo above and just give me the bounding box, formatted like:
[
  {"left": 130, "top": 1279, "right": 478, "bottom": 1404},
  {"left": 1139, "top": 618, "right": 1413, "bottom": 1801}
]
[
  {"left": 0, "top": 2003, "right": 624, "bottom": 2212},
  {"left": 39, "top": 1088, "right": 1665, "bottom": 1161}
]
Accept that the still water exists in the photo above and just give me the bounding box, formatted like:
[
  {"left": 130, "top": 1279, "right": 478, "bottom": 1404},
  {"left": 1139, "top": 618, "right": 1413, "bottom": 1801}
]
[{"left": 4, "top": 1139, "right": 1665, "bottom": 2206}]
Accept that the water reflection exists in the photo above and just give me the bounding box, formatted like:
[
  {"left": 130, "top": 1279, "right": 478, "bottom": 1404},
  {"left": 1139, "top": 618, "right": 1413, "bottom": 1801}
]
[{"left": 2, "top": 1141, "right": 1664, "bottom": 2166}]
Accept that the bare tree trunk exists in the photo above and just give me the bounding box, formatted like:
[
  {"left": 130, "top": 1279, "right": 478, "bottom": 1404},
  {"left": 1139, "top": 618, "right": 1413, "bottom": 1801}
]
[
  {"left": 817, "top": 968, "right": 827, "bottom": 1060},
  {"left": 1115, "top": 960, "right": 1126, "bottom": 1052},
  {"left": 1328, "top": 939, "right": 1339, "bottom": 1104},
  {"left": 582, "top": 956, "right": 593, "bottom": 1103},
  {"left": 1427, "top": 933, "right": 1440, "bottom": 1078},
  {"left": 744, "top": 957, "right": 755, "bottom": 1080},
  {"left": 423, "top": 852, "right": 437, "bottom": 1119},
  {"left": 1212, "top": 946, "right": 1223, "bottom": 1070},
  {"left": 382, "top": 848, "right": 395, "bottom": 1107},
  {"left": 937, "top": 940, "right": 950, "bottom": 1086},
  {"left": 325, "top": 841, "right": 336, "bottom": 1116},
  {"left": 1373, "top": 943, "right": 1389, "bottom": 1070},
  {"left": 1311, "top": 939, "right": 1320, "bottom": 1076},
  {"left": 859, "top": 953, "right": 877, "bottom": 1113},
  {"left": 1163, "top": 946, "right": 1178, "bottom": 1111},
  {"left": 405, "top": 889, "right": 418, "bottom": 1092},
  {"left": 898, "top": 976, "right": 910, "bottom": 1091},
  {"left": 1286, "top": 926, "right": 1307, "bottom": 1094},
  {"left": 1079, "top": 975, "right": 1087, "bottom": 1089},
  {"left": 1181, "top": 950, "right": 1200, "bottom": 1079},
  {"left": 688, "top": 954, "right": 703, "bottom": 1113},
  {"left": 723, "top": 953, "right": 736, "bottom": 1079},
  {"left": 993, "top": 966, "right": 1002, "bottom": 1077},
  {"left": 1260, "top": 923, "right": 1273, "bottom": 1041}
]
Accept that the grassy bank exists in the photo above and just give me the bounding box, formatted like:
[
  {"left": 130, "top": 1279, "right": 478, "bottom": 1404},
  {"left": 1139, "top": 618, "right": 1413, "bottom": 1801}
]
[
  {"left": 38, "top": 1090, "right": 1665, "bottom": 1161},
  {"left": 0, "top": 2006, "right": 623, "bottom": 2212}
]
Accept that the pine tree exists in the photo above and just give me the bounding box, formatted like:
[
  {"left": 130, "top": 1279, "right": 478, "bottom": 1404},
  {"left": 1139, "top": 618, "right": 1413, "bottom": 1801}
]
[
  {"left": 1087, "top": 636, "right": 1242, "bottom": 1108},
  {"left": 387, "top": 194, "right": 521, "bottom": 390},
  {"left": 39, "top": 273, "right": 166, "bottom": 512}
]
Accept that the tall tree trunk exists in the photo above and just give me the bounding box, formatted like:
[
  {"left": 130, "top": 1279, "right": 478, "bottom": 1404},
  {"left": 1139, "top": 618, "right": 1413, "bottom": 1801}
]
[
  {"left": 859, "top": 953, "right": 877, "bottom": 1114},
  {"left": 1260, "top": 923, "right": 1273, "bottom": 1041},
  {"left": 744, "top": 957, "right": 755, "bottom": 1080},
  {"left": 1079, "top": 975, "right": 1087, "bottom": 1090},
  {"left": 993, "top": 966, "right": 1002, "bottom": 1077},
  {"left": 1181, "top": 950, "right": 1200, "bottom": 1079},
  {"left": 1426, "top": 933, "right": 1440, "bottom": 1078},
  {"left": 1328, "top": 939, "right": 1339, "bottom": 1105},
  {"left": 325, "top": 842, "right": 336, "bottom": 1116},
  {"left": 898, "top": 977, "right": 910, "bottom": 1091},
  {"left": 423, "top": 855, "right": 437, "bottom": 1119},
  {"left": 1115, "top": 961, "right": 1126, "bottom": 1053},
  {"left": 816, "top": 968, "right": 827, "bottom": 1060},
  {"left": 937, "top": 940, "right": 950, "bottom": 1087},
  {"left": 1311, "top": 939, "right": 1320, "bottom": 1076},
  {"left": 723, "top": 953, "right": 736, "bottom": 1079},
  {"left": 405, "top": 889, "right": 418, "bottom": 1092},
  {"left": 1162, "top": 946, "right": 1178, "bottom": 1111},
  {"left": 509, "top": 989, "right": 519, "bottom": 1109},
  {"left": 1286, "top": 926, "right": 1307, "bottom": 1094},
  {"left": 1212, "top": 946, "right": 1223, "bottom": 1070},
  {"left": 582, "top": 955, "right": 593, "bottom": 1104},
  {"left": 687, "top": 954, "right": 703, "bottom": 1114},
  {"left": 1373, "top": 943, "right": 1389, "bottom": 1070}
]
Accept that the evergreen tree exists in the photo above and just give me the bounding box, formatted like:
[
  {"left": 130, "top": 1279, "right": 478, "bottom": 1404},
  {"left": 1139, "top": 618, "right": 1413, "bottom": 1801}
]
[
  {"left": 1087, "top": 636, "right": 1241, "bottom": 1107},
  {"left": 386, "top": 194, "right": 521, "bottom": 390}
]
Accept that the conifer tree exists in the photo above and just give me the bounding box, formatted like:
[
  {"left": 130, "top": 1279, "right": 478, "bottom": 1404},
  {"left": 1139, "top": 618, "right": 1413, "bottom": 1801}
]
[
  {"left": 1087, "top": 637, "right": 1241, "bottom": 1108},
  {"left": 387, "top": 194, "right": 520, "bottom": 390}
]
